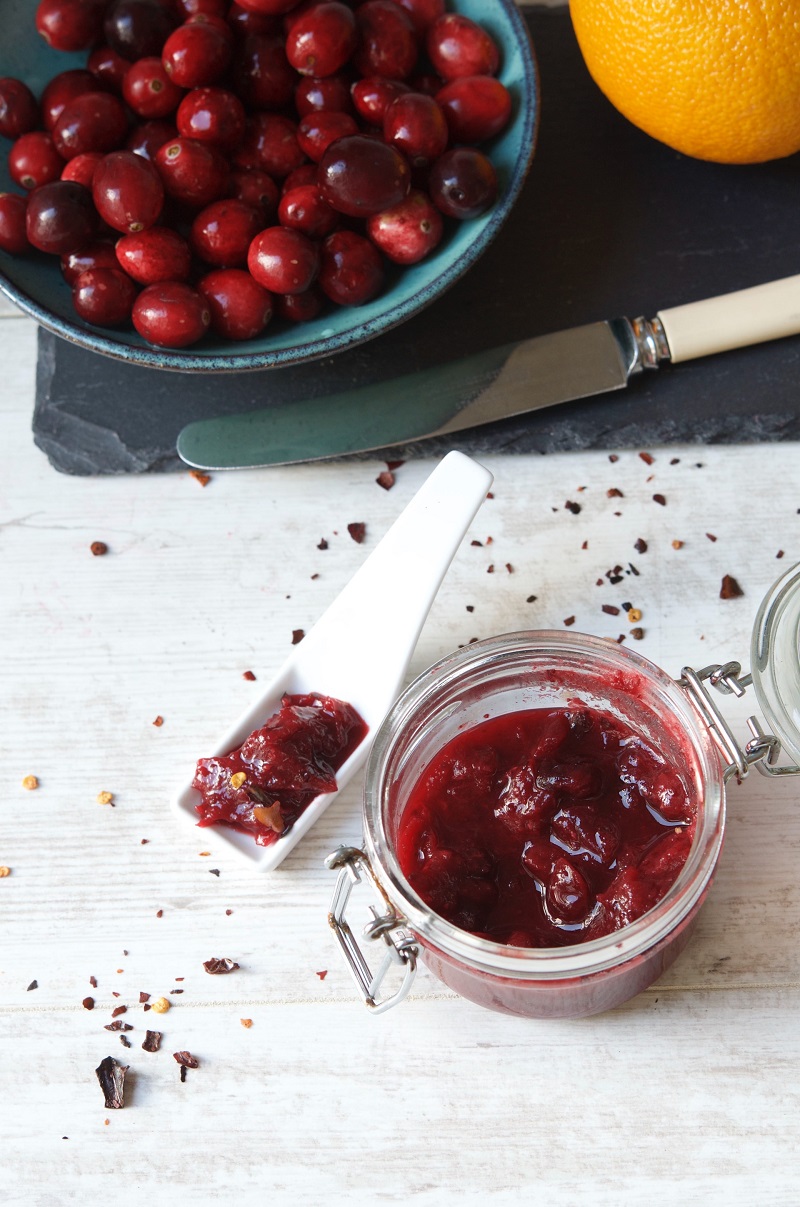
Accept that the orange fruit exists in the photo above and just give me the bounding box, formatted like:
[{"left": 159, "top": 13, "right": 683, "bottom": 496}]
[{"left": 569, "top": 0, "right": 800, "bottom": 164}]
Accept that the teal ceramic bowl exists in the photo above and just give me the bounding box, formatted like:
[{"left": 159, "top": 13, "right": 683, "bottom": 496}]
[{"left": 0, "top": 0, "right": 538, "bottom": 372}]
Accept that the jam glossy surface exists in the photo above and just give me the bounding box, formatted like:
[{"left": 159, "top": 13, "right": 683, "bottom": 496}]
[
  {"left": 396, "top": 706, "right": 697, "bottom": 947},
  {"left": 193, "top": 692, "right": 367, "bottom": 845}
]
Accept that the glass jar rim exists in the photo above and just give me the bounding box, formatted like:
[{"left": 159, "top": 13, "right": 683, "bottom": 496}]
[
  {"left": 363, "top": 629, "right": 726, "bottom": 981},
  {"left": 750, "top": 561, "right": 800, "bottom": 762}
]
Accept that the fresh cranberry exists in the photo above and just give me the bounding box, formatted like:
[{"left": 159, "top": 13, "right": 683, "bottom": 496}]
[
  {"left": 232, "top": 33, "right": 297, "bottom": 110},
  {"left": 234, "top": 0, "right": 306, "bottom": 14},
  {"left": 8, "top": 132, "right": 65, "bottom": 191},
  {"left": 126, "top": 118, "right": 177, "bottom": 160},
  {"left": 353, "top": 0, "right": 418, "bottom": 81},
  {"left": 248, "top": 225, "right": 319, "bottom": 293},
  {"left": 104, "top": 0, "right": 178, "bottom": 60},
  {"left": 366, "top": 188, "right": 441, "bottom": 263},
  {"left": 0, "top": 79, "right": 39, "bottom": 140},
  {"left": 93, "top": 149, "right": 165, "bottom": 232},
  {"left": 36, "top": 0, "right": 106, "bottom": 52},
  {"left": 428, "top": 145, "right": 496, "bottom": 218},
  {"left": 318, "top": 228, "right": 384, "bottom": 305},
  {"left": 132, "top": 280, "right": 211, "bottom": 346},
  {"left": 436, "top": 74, "right": 511, "bottom": 144},
  {"left": 190, "top": 197, "right": 262, "bottom": 265},
  {"left": 275, "top": 285, "right": 322, "bottom": 322},
  {"left": 395, "top": 0, "right": 444, "bottom": 36},
  {"left": 318, "top": 133, "right": 410, "bottom": 216},
  {"left": 426, "top": 13, "right": 500, "bottom": 81},
  {"left": 87, "top": 44, "right": 132, "bottom": 93},
  {"left": 123, "top": 56, "right": 185, "bottom": 119},
  {"left": 285, "top": 2, "right": 357, "bottom": 77},
  {"left": 383, "top": 92, "right": 447, "bottom": 166},
  {"left": 281, "top": 162, "right": 318, "bottom": 192},
  {"left": 295, "top": 73, "right": 353, "bottom": 117},
  {"left": 234, "top": 113, "right": 306, "bottom": 178},
  {"left": 230, "top": 167, "right": 279, "bottom": 219},
  {"left": 176, "top": 0, "right": 228, "bottom": 17},
  {"left": 61, "top": 238, "right": 119, "bottom": 283},
  {"left": 0, "top": 193, "right": 30, "bottom": 255},
  {"left": 278, "top": 183, "right": 337, "bottom": 237},
  {"left": 41, "top": 70, "right": 99, "bottom": 132},
  {"left": 297, "top": 110, "right": 358, "bottom": 161},
  {"left": 53, "top": 93, "right": 129, "bottom": 161},
  {"left": 116, "top": 225, "right": 192, "bottom": 282},
  {"left": 162, "top": 19, "right": 233, "bottom": 88},
  {"left": 72, "top": 266, "right": 139, "bottom": 325},
  {"left": 176, "top": 87, "right": 246, "bottom": 149},
  {"left": 407, "top": 70, "right": 442, "bottom": 96},
  {"left": 61, "top": 150, "right": 104, "bottom": 187},
  {"left": 226, "top": 2, "right": 281, "bottom": 36},
  {"left": 155, "top": 136, "right": 229, "bottom": 207},
  {"left": 26, "top": 181, "right": 97, "bottom": 255},
  {"left": 198, "top": 267, "right": 273, "bottom": 338},
  {"left": 350, "top": 76, "right": 409, "bottom": 125}
]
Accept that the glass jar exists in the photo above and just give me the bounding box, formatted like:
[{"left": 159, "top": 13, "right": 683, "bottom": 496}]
[{"left": 327, "top": 566, "right": 800, "bottom": 1019}]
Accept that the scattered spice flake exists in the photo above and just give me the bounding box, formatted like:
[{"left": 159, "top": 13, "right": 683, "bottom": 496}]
[
  {"left": 628, "top": 563, "right": 640, "bottom": 577},
  {"left": 83, "top": 997, "right": 95, "bottom": 1010},
  {"left": 291, "top": 628, "right": 305, "bottom": 645},
  {"left": 631, "top": 627, "right": 645, "bottom": 640},
  {"left": 139, "top": 991, "right": 150, "bottom": 1003},
  {"left": 175, "top": 977, "right": 184, "bottom": 982},
  {"left": 22, "top": 775, "right": 38, "bottom": 790},
  {"left": 616, "top": 634, "right": 626, "bottom": 644},
  {"left": 103, "top": 1020, "right": 133, "bottom": 1032},
  {"left": 609, "top": 453, "right": 619, "bottom": 462},
  {"left": 639, "top": 451, "right": 654, "bottom": 465},
  {"left": 777, "top": 550, "right": 785, "bottom": 559},
  {"left": 526, "top": 595, "right": 537, "bottom": 603},
  {"left": 170, "top": 988, "right": 184, "bottom": 994},
  {"left": 670, "top": 457, "right": 680, "bottom": 465},
  {"left": 27, "top": 980, "right": 37, "bottom": 991},
  {"left": 653, "top": 493, "right": 666, "bottom": 506},
  {"left": 634, "top": 538, "right": 648, "bottom": 554},
  {"left": 240, "top": 1018, "right": 253, "bottom": 1028},
  {"left": 470, "top": 539, "right": 483, "bottom": 547},
  {"left": 376, "top": 470, "right": 395, "bottom": 490},
  {"left": 173, "top": 1051, "right": 199, "bottom": 1069},
  {"left": 602, "top": 604, "right": 620, "bottom": 616},
  {"left": 90, "top": 975, "right": 98, "bottom": 988},
  {"left": 199, "top": 851, "right": 211, "bottom": 857},
  {"left": 627, "top": 607, "right": 642, "bottom": 623},
  {"left": 97, "top": 791, "right": 114, "bottom": 806},
  {"left": 565, "top": 500, "right": 581, "bottom": 514},
  {"left": 386, "top": 459, "right": 404, "bottom": 471},
  {"left": 310, "top": 572, "right": 319, "bottom": 580},
  {"left": 0, "top": 866, "right": 10, "bottom": 878},
  {"left": 209, "top": 868, "right": 220, "bottom": 876},
  {"left": 485, "top": 536, "right": 493, "bottom": 545},
  {"left": 317, "top": 537, "right": 328, "bottom": 550},
  {"left": 111, "top": 1005, "right": 127, "bottom": 1018},
  {"left": 90, "top": 541, "right": 108, "bottom": 556},
  {"left": 581, "top": 541, "right": 588, "bottom": 550},
  {"left": 203, "top": 957, "right": 240, "bottom": 975},
  {"left": 720, "top": 574, "right": 744, "bottom": 600},
  {"left": 189, "top": 470, "right": 211, "bottom": 487},
  {"left": 316, "top": 970, "right": 328, "bottom": 980},
  {"left": 242, "top": 670, "right": 256, "bottom": 681},
  {"left": 563, "top": 616, "right": 576, "bottom": 626},
  {"left": 672, "top": 539, "right": 684, "bottom": 550},
  {"left": 706, "top": 533, "right": 717, "bottom": 542},
  {"left": 466, "top": 604, "right": 475, "bottom": 613},
  {"left": 156, "top": 909, "right": 163, "bottom": 918},
  {"left": 621, "top": 600, "right": 632, "bottom": 611},
  {"left": 150, "top": 997, "right": 170, "bottom": 1014},
  {"left": 142, "top": 1030, "right": 162, "bottom": 1053},
  {"left": 180, "top": 1066, "right": 187, "bottom": 1082},
  {"left": 347, "top": 522, "right": 366, "bottom": 544},
  {"left": 225, "top": 909, "right": 233, "bottom": 916},
  {"left": 505, "top": 563, "right": 514, "bottom": 574},
  {"left": 119, "top": 1034, "right": 131, "bottom": 1049},
  {"left": 112, "top": 991, "right": 120, "bottom": 998},
  {"left": 152, "top": 715, "right": 164, "bottom": 727},
  {"left": 607, "top": 488, "right": 624, "bottom": 498},
  {"left": 96, "top": 1057, "right": 128, "bottom": 1109}
]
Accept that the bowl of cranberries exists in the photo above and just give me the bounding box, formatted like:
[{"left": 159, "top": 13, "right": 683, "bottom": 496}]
[{"left": 0, "top": 0, "right": 537, "bottom": 370}]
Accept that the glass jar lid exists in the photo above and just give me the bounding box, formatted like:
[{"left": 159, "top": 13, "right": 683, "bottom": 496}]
[{"left": 750, "top": 562, "right": 800, "bottom": 763}]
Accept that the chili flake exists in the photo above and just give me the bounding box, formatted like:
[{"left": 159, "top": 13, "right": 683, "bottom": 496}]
[
  {"left": 720, "top": 575, "right": 744, "bottom": 600},
  {"left": 189, "top": 470, "right": 211, "bottom": 487},
  {"left": 376, "top": 470, "right": 395, "bottom": 490},
  {"left": 90, "top": 541, "right": 108, "bottom": 556},
  {"left": 152, "top": 715, "right": 164, "bottom": 727},
  {"left": 347, "top": 522, "right": 366, "bottom": 544}
]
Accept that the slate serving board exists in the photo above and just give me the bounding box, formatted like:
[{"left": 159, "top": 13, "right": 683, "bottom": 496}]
[{"left": 33, "top": 5, "right": 800, "bottom": 475}]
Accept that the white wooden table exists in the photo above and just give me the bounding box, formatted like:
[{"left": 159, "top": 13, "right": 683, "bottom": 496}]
[{"left": 2, "top": 292, "right": 800, "bottom": 1204}]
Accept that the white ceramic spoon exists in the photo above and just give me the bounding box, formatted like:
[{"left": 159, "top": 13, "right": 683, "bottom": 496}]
[{"left": 172, "top": 451, "right": 494, "bottom": 870}]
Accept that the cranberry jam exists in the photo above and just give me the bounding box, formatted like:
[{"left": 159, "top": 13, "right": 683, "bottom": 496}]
[{"left": 397, "top": 706, "right": 696, "bottom": 948}]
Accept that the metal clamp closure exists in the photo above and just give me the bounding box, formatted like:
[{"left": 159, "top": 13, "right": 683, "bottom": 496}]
[{"left": 325, "top": 846, "right": 418, "bottom": 1015}]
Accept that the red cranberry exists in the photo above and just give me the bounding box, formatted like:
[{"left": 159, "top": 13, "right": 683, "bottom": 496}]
[
  {"left": 353, "top": 1, "right": 418, "bottom": 81},
  {"left": 232, "top": 33, "right": 297, "bottom": 110},
  {"left": 61, "top": 150, "right": 104, "bottom": 187},
  {"left": 281, "top": 162, "right": 318, "bottom": 192},
  {"left": 9, "top": 132, "right": 65, "bottom": 191},
  {"left": 198, "top": 267, "right": 273, "bottom": 338},
  {"left": 93, "top": 149, "right": 165, "bottom": 232},
  {"left": 428, "top": 145, "right": 496, "bottom": 219},
  {"left": 126, "top": 118, "right": 177, "bottom": 160},
  {"left": 318, "top": 133, "right": 410, "bottom": 217},
  {"left": 297, "top": 110, "right": 358, "bottom": 162},
  {"left": 546, "top": 856, "right": 591, "bottom": 923},
  {"left": 190, "top": 197, "right": 262, "bottom": 265},
  {"left": 230, "top": 167, "right": 279, "bottom": 219},
  {"left": 0, "top": 79, "right": 40, "bottom": 140},
  {"left": 319, "top": 228, "right": 384, "bottom": 306},
  {"left": 275, "top": 285, "right": 322, "bottom": 322},
  {"left": 278, "top": 182, "right": 338, "bottom": 237},
  {"left": 234, "top": 0, "right": 305, "bottom": 14},
  {"left": 123, "top": 56, "right": 185, "bottom": 119},
  {"left": 366, "top": 188, "right": 441, "bottom": 264},
  {"left": 227, "top": 3, "right": 281, "bottom": 36},
  {"left": 162, "top": 19, "right": 233, "bottom": 88},
  {"left": 132, "top": 280, "right": 211, "bottom": 346},
  {"left": 248, "top": 225, "right": 319, "bottom": 293},
  {"left": 295, "top": 73, "right": 353, "bottom": 117},
  {"left": 0, "top": 193, "right": 30, "bottom": 255},
  {"left": 395, "top": 0, "right": 444, "bottom": 36},
  {"left": 285, "top": 3, "right": 357, "bottom": 77},
  {"left": 350, "top": 76, "right": 409, "bottom": 125},
  {"left": 383, "top": 92, "right": 447, "bottom": 166},
  {"left": 155, "top": 136, "right": 229, "bottom": 207},
  {"left": 87, "top": 44, "right": 132, "bottom": 93},
  {"left": 104, "top": 0, "right": 178, "bottom": 61},
  {"left": 36, "top": 0, "right": 106, "bottom": 52},
  {"left": 407, "top": 70, "right": 442, "bottom": 96},
  {"left": 61, "top": 238, "right": 119, "bottom": 283},
  {"left": 53, "top": 93, "right": 129, "bottom": 160},
  {"left": 73, "top": 266, "right": 139, "bottom": 325},
  {"left": 26, "top": 181, "right": 97, "bottom": 255},
  {"left": 116, "top": 225, "right": 192, "bottom": 282},
  {"left": 234, "top": 113, "right": 306, "bottom": 178},
  {"left": 436, "top": 75, "right": 511, "bottom": 144},
  {"left": 176, "top": 87, "right": 246, "bottom": 149},
  {"left": 41, "top": 70, "right": 99, "bottom": 132},
  {"left": 176, "top": 0, "right": 228, "bottom": 17},
  {"left": 426, "top": 13, "right": 500, "bottom": 81}
]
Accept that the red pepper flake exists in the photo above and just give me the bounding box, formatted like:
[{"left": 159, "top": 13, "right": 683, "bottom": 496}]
[
  {"left": 602, "top": 604, "right": 620, "bottom": 616},
  {"left": 526, "top": 594, "right": 537, "bottom": 603},
  {"left": 90, "top": 541, "right": 108, "bottom": 556},
  {"left": 706, "top": 533, "right": 717, "bottom": 542},
  {"left": 470, "top": 539, "right": 483, "bottom": 547},
  {"left": 203, "top": 957, "right": 239, "bottom": 975},
  {"left": 152, "top": 715, "right": 164, "bottom": 727},
  {"left": 170, "top": 988, "right": 184, "bottom": 994},
  {"left": 486, "top": 491, "right": 494, "bottom": 499},
  {"left": 139, "top": 991, "right": 150, "bottom": 1003},
  {"left": 90, "top": 975, "right": 98, "bottom": 988},
  {"left": 376, "top": 470, "right": 395, "bottom": 491},
  {"left": 607, "top": 488, "right": 624, "bottom": 498},
  {"left": 505, "top": 563, "right": 514, "bottom": 574},
  {"left": 581, "top": 541, "right": 588, "bottom": 550},
  {"left": 631, "top": 627, "right": 644, "bottom": 640},
  {"left": 672, "top": 539, "right": 684, "bottom": 550},
  {"left": 119, "top": 1035, "right": 131, "bottom": 1049},
  {"left": 27, "top": 980, "right": 37, "bottom": 991},
  {"left": 565, "top": 500, "right": 581, "bottom": 514},
  {"left": 316, "top": 970, "right": 328, "bottom": 980},
  {"left": 291, "top": 629, "right": 305, "bottom": 645},
  {"left": 564, "top": 616, "right": 576, "bottom": 626},
  {"left": 142, "top": 1030, "right": 162, "bottom": 1053},
  {"left": 241, "top": 1018, "right": 253, "bottom": 1028},
  {"left": 83, "top": 997, "right": 95, "bottom": 1010},
  {"left": 386, "top": 459, "right": 404, "bottom": 471},
  {"left": 347, "top": 522, "right": 366, "bottom": 544},
  {"left": 209, "top": 868, "right": 220, "bottom": 876},
  {"left": 596, "top": 579, "right": 604, "bottom": 587},
  {"left": 639, "top": 451, "right": 654, "bottom": 465},
  {"left": 653, "top": 493, "right": 667, "bottom": 506},
  {"left": 310, "top": 572, "right": 319, "bottom": 580},
  {"left": 173, "top": 1051, "right": 199, "bottom": 1069},
  {"left": 111, "top": 1005, "right": 127, "bottom": 1018},
  {"left": 720, "top": 574, "right": 744, "bottom": 599},
  {"left": 777, "top": 550, "right": 785, "bottom": 559},
  {"left": 609, "top": 454, "right": 619, "bottom": 462},
  {"left": 111, "top": 991, "right": 120, "bottom": 998},
  {"left": 104, "top": 1020, "right": 133, "bottom": 1032},
  {"left": 242, "top": 670, "right": 256, "bottom": 681},
  {"left": 616, "top": 633, "right": 626, "bottom": 643},
  {"left": 485, "top": 536, "right": 493, "bottom": 545},
  {"left": 225, "top": 909, "right": 233, "bottom": 916},
  {"left": 670, "top": 457, "right": 680, "bottom": 465},
  {"left": 487, "top": 564, "right": 494, "bottom": 574},
  {"left": 634, "top": 538, "right": 648, "bottom": 554},
  {"left": 156, "top": 909, "right": 163, "bottom": 918},
  {"left": 189, "top": 470, "right": 211, "bottom": 487},
  {"left": 96, "top": 1057, "right": 128, "bottom": 1109},
  {"left": 317, "top": 538, "right": 329, "bottom": 550}
]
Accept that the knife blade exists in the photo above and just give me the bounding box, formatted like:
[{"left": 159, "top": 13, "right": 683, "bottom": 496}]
[{"left": 177, "top": 273, "right": 800, "bottom": 470}]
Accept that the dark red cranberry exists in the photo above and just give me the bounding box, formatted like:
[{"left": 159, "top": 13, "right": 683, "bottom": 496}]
[
  {"left": 281, "top": 162, "right": 318, "bottom": 193},
  {"left": 155, "top": 136, "right": 229, "bottom": 206},
  {"left": 61, "top": 238, "right": 119, "bottom": 283},
  {"left": 72, "top": 266, "right": 139, "bottom": 325},
  {"left": 123, "top": 57, "right": 185, "bottom": 119},
  {"left": 426, "top": 13, "right": 499, "bottom": 81},
  {"left": 26, "top": 181, "right": 97, "bottom": 255},
  {"left": 407, "top": 70, "right": 442, "bottom": 96},
  {"left": 318, "top": 133, "right": 410, "bottom": 217},
  {"left": 230, "top": 167, "right": 279, "bottom": 219},
  {"left": 0, "top": 193, "right": 30, "bottom": 255},
  {"left": 87, "top": 44, "right": 132, "bottom": 93},
  {"left": 234, "top": 113, "right": 306, "bottom": 178},
  {"left": 53, "top": 93, "right": 129, "bottom": 161},
  {"left": 319, "top": 228, "right": 384, "bottom": 306},
  {"left": 93, "top": 149, "right": 165, "bottom": 232},
  {"left": 0, "top": 79, "right": 39, "bottom": 140},
  {"left": 41, "top": 70, "right": 99, "bottom": 132},
  {"left": 126, "top": 118, "right": 177, "bottom": 160},
  {"left": 295, "top": 73, "right": 353, "bottom": 117},
  {"left": 36, "top": 0, "right": 106, "bottom": 52},
  {"left": 104, "top": 0, "right": 178, "bottom": 61},
  {"left": 176, "top": 87, "right": 246, "bottom": 149},
  {"left": 436, "top": 75, "right": 511, "bottom": 144},
  {"left": 395, "top": 0, "right": 444, "bottom": 36},
  {"left": 176, "top": 0, "right": 228, "bottom": 18},
  {"left": 132, "top": 280, "right": 211, "bottom": 346},
  {"left": 350, "top": 76, "right": 409, "bottom": 125},
  {"left": 61, "top": 151, "right": 104, "bottom": 187},
  {"left": 275, "top": 285, "right": 322, "bottom": 322},
  {"left": 547, "top": 857, "right": 591, "bottom": 923},
  {"left": 383, "top": 92, "right": 447, "bottom": 167},
  {"left": 162, "top": 19, "right": 233, "bottom": 88},
  {"left": 366, "top": 188, "right": 441, "bottom": 263},
  {"left": 297, "top": 110, "right": 358, "bottom": 162},
  {"left": 226, "top": 2, "right": 281, "bottom": 37},
  {"left": 232, "top": 33, "right": 297, "bottom": 110},
  {"left": 285, "top": 3, "right": 356, "bottom": 77},
  {"left": 428, "top": 145, "right": 497, "bottom": 219},
  {"left": 8, "top": 132, "right": 65, "bottom": 191},
  {"left": 353, "top": 1, "right": 418, "bottom": 81},
  {"left": 234, "top": 0, "right": 306, "bottom": 15},
  {"left": 278, "top": 183, "right": 338, "bottom": 237},
  {"left": 248, "top": 225, "right": 319, "bottom": 293},
  {"left": 190, "top": 197, "right": 262, "bottom": 265},
  {"left": 116, "top": 225, "right": 192, "bottom": 282},
  {"left": 198, "top": 267, "right": 273, "bottom": 339}
]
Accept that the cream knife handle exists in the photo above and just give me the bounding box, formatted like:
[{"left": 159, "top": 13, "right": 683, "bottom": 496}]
[{"left": 656, "top": 273, "right": 800, "bottom": 364}]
